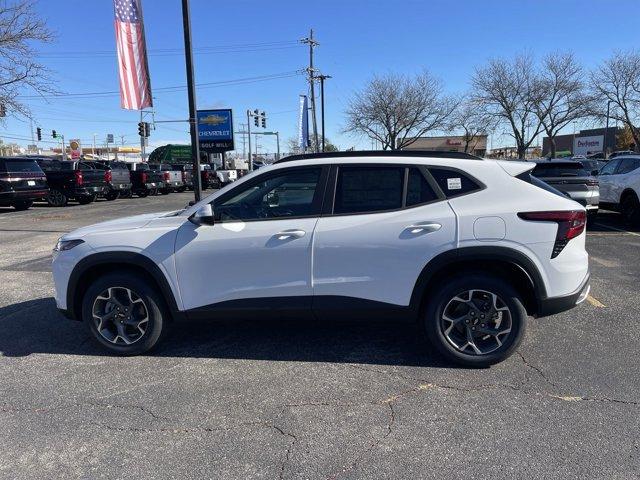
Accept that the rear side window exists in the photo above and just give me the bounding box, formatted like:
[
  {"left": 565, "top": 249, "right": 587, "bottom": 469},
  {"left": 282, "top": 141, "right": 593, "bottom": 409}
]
[
  {"left": 532, "top": 162, "right": 589, "bottom": 177},
  {"left": 334, "top": 166, "right": 404, "bottom": 214},
  {"left": 406, "top": 168, "right": 438, "bottom": 206},
  {"left": 429, "top": 168, "right": 481, "bottom": 197}
]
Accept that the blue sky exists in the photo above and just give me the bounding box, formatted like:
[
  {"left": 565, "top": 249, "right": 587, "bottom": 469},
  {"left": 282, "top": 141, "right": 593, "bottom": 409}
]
[{"left": 4, "top": 0, "right": 640, "bottom": 154}]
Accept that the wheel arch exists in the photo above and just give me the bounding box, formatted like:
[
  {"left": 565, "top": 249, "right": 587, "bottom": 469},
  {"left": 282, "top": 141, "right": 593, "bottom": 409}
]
[
  {"left": 410, "top": 247, "right": 547, "bottom": 318},
  {"left": 67, "top": 252, "right": 183, "bottom": 322},
  {"left": 620, "top": 187, "right": 639, "bottom": 204}
]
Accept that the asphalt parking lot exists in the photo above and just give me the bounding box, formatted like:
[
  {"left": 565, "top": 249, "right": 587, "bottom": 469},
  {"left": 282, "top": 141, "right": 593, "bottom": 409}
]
[{"left": 0, "top": 194, "right": 639, "bottom": 479}]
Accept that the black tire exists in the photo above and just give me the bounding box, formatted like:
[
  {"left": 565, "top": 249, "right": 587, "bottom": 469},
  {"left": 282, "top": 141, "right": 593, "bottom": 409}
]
[
  {"left": 423, "top": 273, "right": 527, "bottom": 367},
  {"left": 136, "top": 189, "right": 149, "bottom": 198},
  {"left": 621, "top": 192, "right": 640, "bottom": 227},
  {"left": 105, "top": 190, "right": 120, "bottom": 201},
  {"left": 160, "top": 188, "right": 171, "bottom": 195},
  {"left": 81, "top": 272, "right": 169, "bottom": 355},
  {"left": 150, "top": 188, "right": 158, "bottom": 196},
  {"left": 47, "top": 189, "right": 68, "bottom": 207},
  {"left": 78, "top": 194, "right": 97, "bottom": 205},
  {"left": 587, "top": 210, "right": 598, "bottom": 226},
  {"left": 120, "top": 189, "right": 132, "bottom": 199},
  {"left": 176, "top": 186, "right": 186, "bottom": 193},
  {"left": 13, "top": 200, "right": 33, "bottom": 211}
]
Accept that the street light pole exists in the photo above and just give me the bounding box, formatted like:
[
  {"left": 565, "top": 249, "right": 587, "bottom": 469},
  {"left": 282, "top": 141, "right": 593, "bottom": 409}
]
[
  {"left": 181, "top": 0, "right": 202, "bottom": 202},
  {"left": 604, "top": 100, "right": 612, "bottom": 158}
]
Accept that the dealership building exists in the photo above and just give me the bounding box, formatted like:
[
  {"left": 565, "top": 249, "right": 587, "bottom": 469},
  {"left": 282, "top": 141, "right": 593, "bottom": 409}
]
[
  {"left": 542, "top": 127, "right": 620, "bottom": 157},
  {"left": 402, "top": 135, "right": 488, "bottom": 157}
]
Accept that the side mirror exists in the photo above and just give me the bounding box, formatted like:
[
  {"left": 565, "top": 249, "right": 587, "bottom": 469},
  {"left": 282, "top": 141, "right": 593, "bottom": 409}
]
[
  {"left": 189, "top": 203, "right": 215, "bottom": 226},
  {"left": 591, "top": 170, "right": 599, "bottom": 176}
]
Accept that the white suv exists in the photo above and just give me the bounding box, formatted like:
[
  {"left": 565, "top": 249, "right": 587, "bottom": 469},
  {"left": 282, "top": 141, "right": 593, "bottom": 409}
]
[
  {"left": 597, "top": 155, "right": 640, "bottom": 226},
  {"left": 52, "top": 152, "right": 590, "bottom": 367}
]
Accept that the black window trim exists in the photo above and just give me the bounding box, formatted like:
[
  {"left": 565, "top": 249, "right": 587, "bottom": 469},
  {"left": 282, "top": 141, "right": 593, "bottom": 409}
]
[{"left": 210, "top": 164, "right": 330, "bottom": 223}]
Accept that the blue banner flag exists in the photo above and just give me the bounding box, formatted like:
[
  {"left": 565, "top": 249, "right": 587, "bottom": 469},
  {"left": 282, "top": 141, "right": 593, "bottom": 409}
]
[{"left": 298, "top": 95, "right": 309, "bottom": 151}]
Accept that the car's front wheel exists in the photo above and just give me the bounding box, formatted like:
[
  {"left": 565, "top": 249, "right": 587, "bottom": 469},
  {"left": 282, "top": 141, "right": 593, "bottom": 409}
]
[
  {"left": 13, "top": 200, "right": 33, "bottom": 211},
  {"left": 621, "top": 192, "right": 640, "bottom": 227},
  {"left": 81, "top": 273, "right": 168, "bottom": 355},
  {"left": 424, "top": 274, "right": 526, "bottom": 367}
]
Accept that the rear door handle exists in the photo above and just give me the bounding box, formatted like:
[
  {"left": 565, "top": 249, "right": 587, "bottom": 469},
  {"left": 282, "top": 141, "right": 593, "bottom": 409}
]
[
  {"left": 405, "top": 222, "right": 442, "bottom": 234},
  {"left": 274, "top": 229, "right": 306, "bottom": 240}
]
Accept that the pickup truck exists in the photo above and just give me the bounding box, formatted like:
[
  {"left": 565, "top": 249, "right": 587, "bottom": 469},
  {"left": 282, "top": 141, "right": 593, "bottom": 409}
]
[
  {"left": 126, "top": 162, "right": 164, "bottom": 197},
  {"left": 36, "top": 159, "right": 107, "bottom": 207},
  {"left": 170, "top": 164, "right": 194, "bottom": 190},
  {"left": 148, "top": 163, "right": 185, "bottom": 194},
  {"left": 93, "top": 160, "right": 133, "bottom": 200},
  {"left": 0, "top": 157, "right": 49, "bottom": 210}
]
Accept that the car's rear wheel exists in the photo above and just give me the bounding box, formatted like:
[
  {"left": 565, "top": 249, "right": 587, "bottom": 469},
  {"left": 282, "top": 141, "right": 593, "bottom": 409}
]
[
  {"left": 47, "top": 189, "right": 68, "bottom": 207},
  {"left": 621, "top": 192, "right": 640, "bottom": 227},
  {"left": 136, "top": 189, "right": 149, "bottom": 198},
  {"left": 105, "top": 190, "right": 120, "bottom": 201},
  {"left": 13, "top": 200, "right": 33, "bottom": 211},
  {"left": 82, "top": 273, "right": 168, "bottom": 355},
  {"left": 424, "top": 274, "right": 526, "bottom": 367},
  {"left": 78, "top": 194, "right": 97, "bottom": 205},
  {"left": 160, "top": 188, "right": 171, "bottom": 195}
]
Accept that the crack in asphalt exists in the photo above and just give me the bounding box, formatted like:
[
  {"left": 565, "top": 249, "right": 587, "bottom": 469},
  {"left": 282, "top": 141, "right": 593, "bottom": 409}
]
[{"left": 516, "top": 351, "right": 561, "bottom": 390}]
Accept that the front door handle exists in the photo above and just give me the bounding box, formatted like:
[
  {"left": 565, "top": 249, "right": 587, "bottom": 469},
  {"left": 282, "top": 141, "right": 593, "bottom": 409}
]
[
  {"left": 274, "top": 229, "right": 306, "bottom": 240},
  {"left": 405, "top": 222, "right": 442, "bottom": 234}
]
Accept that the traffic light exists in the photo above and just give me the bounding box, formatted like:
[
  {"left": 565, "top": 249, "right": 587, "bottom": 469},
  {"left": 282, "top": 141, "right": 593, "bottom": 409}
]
[
  {"left": 253, "top": 109, "right": 259, "bottom": 127},
  {"left": 138, "top": 122, "right": 145, "bottom": 137},
  {"left": 52, "top": 130, "right": 57, "bottom": 139},
  {"left": 145, "top": 122, "right": 151, "bottom": 137},
  {"left": 261, "top": 111, "right": 266, "bottom": 128},
  {"left": 36, "top": 127, "right": 42, "bottom": 141}
]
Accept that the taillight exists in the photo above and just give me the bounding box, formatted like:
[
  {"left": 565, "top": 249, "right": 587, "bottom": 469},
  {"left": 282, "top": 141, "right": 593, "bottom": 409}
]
[
  {"left": 104, "top": 170, "right": 112, "bottom": 183},
  {"left": 163, "top": 172, "right": 170, "bottom": 182},
  {"left": 203, "top": 171, "right": 210, "bottom": 180},
  {"left": 518, "top": 210, "right": 586, "bottom": 258},
  {"left": 74, "top": 170, "right": 83, "bottom": 185},
  {"left": 141, "top": 172, "right": 148, "bottom": 183}
]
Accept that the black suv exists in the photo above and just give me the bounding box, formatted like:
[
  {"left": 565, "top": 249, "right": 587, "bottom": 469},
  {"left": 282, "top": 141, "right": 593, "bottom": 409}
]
[{"left": 0, "top": 157, "right": 49, "bottom": 210}]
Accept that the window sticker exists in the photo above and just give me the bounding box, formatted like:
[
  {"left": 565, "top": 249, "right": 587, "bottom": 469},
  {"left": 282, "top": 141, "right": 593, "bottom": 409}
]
[{"left": 447, "top": 177, "right": 462, "bottom": 190}]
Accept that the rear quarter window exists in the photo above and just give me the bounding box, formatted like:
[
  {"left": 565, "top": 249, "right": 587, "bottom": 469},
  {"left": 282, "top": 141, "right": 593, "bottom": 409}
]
[{"left": 428, "top": 168, "right": 481, "bottom": 198}]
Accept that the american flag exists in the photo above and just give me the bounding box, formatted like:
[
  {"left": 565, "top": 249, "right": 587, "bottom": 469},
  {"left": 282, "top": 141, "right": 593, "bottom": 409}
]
[{"left": 113, "top": 0, "right": 153, "bottom": 110}]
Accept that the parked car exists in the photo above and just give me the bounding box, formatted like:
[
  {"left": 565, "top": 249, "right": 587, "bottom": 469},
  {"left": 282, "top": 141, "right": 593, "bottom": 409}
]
[
  {"left": 609, "top": 150, "right": 636, "bottom": 159},
  {"left": 148, "top": 163, "right": 185, "bottom": 194},
  {"left": 199, "top": 164, "right": 221, "bottom": 190},
  {"left": 126, "top": 162, "right": 164, "bottom": 197},
  {"left": 530, "top": 159, "right": 599, "bottom": 219},
  {"left": 0, "top": 157, "right": 49, "bottom": 210},
  {"left": 170, "top": 164, "right": 194, "bottom": 190},
  {"left": 52, "top": 151, "right": 590, "bottom": 367},
  {"left": 36, "top": 159, "right": 107, "bottom": 207},
  {"left": 94, "top": 160, "right": 133, "bottom": 200},
  {"left": 596, "top": 155, "right": 640, "bottom": 225}
]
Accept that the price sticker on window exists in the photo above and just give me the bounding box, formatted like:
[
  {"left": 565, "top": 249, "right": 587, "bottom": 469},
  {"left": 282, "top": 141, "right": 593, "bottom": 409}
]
[{"left": 447, "top": 177, "right": 462, "bottom": 190}]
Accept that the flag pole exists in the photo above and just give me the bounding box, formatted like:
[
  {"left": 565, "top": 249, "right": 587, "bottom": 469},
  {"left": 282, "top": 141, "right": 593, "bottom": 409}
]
[{"left": 181, "top": 0, "right": 202, "bottom": 202}]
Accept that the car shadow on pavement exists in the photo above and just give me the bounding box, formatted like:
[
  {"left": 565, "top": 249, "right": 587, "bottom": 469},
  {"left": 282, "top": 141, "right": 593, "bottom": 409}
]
[
  {"left": 0, "top": 297, "right": 451, "bottom": 368},
  {"left": 589, "top": 210, "right": 640, "bottom": 233}
]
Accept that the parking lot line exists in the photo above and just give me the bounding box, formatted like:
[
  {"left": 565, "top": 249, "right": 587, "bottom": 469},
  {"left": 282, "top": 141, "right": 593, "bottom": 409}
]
[
  {"left": 593, "top": 223, "right": 640, "bottom": 237},
  {"left": 586, "top": 295, "right": 606, "bottom": 308}
]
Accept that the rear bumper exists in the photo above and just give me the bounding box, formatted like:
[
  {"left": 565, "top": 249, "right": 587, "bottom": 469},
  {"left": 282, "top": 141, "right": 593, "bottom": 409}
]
[
  {"left": 107, "top": 182, "right": 132, "bottom": 191},
  {"left": 537, "top": 272, "right": 590, "bottom": 317},
  {"left": 73, "top": 186, "right": 107, "bottom": 196},
  {"left": 0, "top": 189, "right": 49, "bottom": 204}
]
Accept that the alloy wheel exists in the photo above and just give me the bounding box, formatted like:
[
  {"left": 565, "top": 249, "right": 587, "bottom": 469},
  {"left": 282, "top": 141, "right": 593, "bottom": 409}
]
[
  {"left": 92, "top": 287, "right": 149, "bottom": 345},
  {"left": 440, "top": 289, "right": 513, "bottom": 356}
]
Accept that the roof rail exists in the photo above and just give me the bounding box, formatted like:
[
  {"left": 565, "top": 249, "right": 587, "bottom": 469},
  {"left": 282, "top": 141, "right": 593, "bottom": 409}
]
[{"left": 274, "top": 150, "right": 483, "bottom": 164}]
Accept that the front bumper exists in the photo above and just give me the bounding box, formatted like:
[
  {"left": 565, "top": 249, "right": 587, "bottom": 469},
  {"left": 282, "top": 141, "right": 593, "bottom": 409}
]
[{"left": 537, "top": 272, "right": 590, "bottom": 317}]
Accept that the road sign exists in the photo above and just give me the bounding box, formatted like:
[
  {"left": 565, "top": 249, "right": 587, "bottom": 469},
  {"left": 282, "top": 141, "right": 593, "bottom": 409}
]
[
  {"left": 106, "top": 133, "right": 114, "bottom": 143},
  {"left": 69, "top": 139, "right": 81, "bottom": 159},
  {"left": 197, "top": 109, "right": 234, "bottom": 153}
]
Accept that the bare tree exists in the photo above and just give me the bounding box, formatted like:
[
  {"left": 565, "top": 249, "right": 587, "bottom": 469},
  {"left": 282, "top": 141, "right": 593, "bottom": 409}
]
[
  {"left": 590, "top": 50, "right": 640, "bottom": 152},
  {"left": 0, "top": 0, "right": 55, "bottom": 119},
  {"left": 344, "top": 71, "right": 456, "bottom": 150},
  {"left": 533, "top": 53, "right": 590, "bottom": 158},
  {"left": 472, "top": 53, "right": 543, "bottom": 158},
  {"left": 447, "top": 98, "right": 496, "bottom": 154}
]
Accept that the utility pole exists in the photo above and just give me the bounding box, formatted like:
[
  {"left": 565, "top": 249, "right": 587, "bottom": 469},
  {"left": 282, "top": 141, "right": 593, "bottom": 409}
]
[
  {"left": 247, "top": 110, "right": 252, "bottom": 170},
  {"left": 92, "top": 134, "right": 97, "bottom": 156},
  {"left": 301, "top": 29, "right": 319, "bottom": 153},
  {"left": 317, "top": 74, "right": 331, "bottom": 152},
  {"left": 181, "top": 0, "right": 203, "bottom": 202},
  {"left": 239, "top": 122, "right": 248, "bottom": 159}
]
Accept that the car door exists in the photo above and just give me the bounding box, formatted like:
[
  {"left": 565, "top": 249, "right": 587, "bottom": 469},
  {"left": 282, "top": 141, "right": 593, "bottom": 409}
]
[
  {"left": 610, "top": 158, "right": 640, "bottom": 203},
  {"left": 312, "top": 164, "right": 457, "bottom": 313},
  {"left": 597, "top": 159, "right": 620, "bottom": 203},
  {"left": 174, "top": 165, "right": 328, "bottom": 315}
]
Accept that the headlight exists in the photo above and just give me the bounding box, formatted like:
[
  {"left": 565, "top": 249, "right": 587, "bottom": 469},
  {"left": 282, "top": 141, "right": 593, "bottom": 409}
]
[{"left": 53, "top": 238, "right": 85, "bottom": 252}]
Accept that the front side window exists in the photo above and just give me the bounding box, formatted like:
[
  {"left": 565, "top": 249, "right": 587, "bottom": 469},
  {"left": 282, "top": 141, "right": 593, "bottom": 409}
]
[
  {"left": 334, "top": 166, "right": 404, "bottom": 214},
  {"left": 598, "top": 159, "right": 619, "bottom": 175},
  {"left": 215, "top": 167, "right": 322, "bottom": 221}
]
